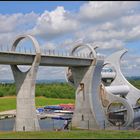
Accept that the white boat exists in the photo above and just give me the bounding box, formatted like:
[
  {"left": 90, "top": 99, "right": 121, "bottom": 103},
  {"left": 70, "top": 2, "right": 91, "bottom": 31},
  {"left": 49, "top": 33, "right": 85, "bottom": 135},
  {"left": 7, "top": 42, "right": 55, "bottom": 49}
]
[{"left": 54, "top": 110, "right": 73, "bottom": 114}]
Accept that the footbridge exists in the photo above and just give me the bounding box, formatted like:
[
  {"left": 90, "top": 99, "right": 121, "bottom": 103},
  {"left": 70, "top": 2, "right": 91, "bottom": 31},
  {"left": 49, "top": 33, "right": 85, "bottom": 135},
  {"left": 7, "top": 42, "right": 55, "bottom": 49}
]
[{"left": 0, "top": 51, "right": 93, "bottom": 67}]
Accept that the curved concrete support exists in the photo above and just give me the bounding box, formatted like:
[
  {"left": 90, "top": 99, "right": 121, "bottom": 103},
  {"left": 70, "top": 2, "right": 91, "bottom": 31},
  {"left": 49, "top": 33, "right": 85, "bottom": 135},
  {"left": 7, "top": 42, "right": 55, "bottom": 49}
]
[
  {"left": 67, "top": 43, "right": 106, "bottom": 129},
  {"left": 71, "top": 43, "right": 97, "bottom": 59},
  {"left": 71, "top": 57, "right": 106, "bottom": 129},
  {"left": 104, "top": 49, "right": 140, "bottom": 106},
  {"left": 107, "top": 87, "right": 134, "bottom": 127},
  {"left": 65, "top": 67, "right": 74, "bottom": 86},
  {"left": 101, "top": 72, "right": 116, "bottom": 79},
  {"left": 66, "top": 44, "right": 98, "bottom": 87},
  {"left": 11, "top": 35, "right": 41, "bottom": 131},
  {"left": 100, "top": 84, "right": 134, "bottom": 127},
  {"left": 89, "top": 57, "right": 107, "bottom": 128},
  {"left": 105, "top": 85, "right": 129, "bottom": 96}
]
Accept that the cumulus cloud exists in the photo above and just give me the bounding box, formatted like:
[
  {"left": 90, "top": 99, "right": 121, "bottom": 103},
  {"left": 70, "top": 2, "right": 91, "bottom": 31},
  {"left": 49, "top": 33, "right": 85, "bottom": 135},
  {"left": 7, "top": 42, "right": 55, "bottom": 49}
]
[
  {"left": 0, "top": 65, "right": 13, "bottom": 80},
  {"left": 120, "top": 53, "right": 140, "bottom": 77},
  {"left": 0, "top": 12, "right": 38, "bottom": 50},
  {"left": 41, "top": 42, "right": 56, "bottom": 50},
  {"left": 72, "top": 1, "right": 140, "bottom": 53},
  {"left": 29, "top": 6, "right": 78, "bottom": 40},
  {"left": 37, "top": 66, "right": 66, "bottom": 80},
  {"left": 0, "top": 12, "right": 38, "bottom": 33},
  {"left": 76, "top": 26, "right": 126, "bottom": 42},
  {"left": 95, "top": 39, "right": 125, "bottom": 49},
  {"left": 79, "top": 1, "right": 139, "bottom": 22}
]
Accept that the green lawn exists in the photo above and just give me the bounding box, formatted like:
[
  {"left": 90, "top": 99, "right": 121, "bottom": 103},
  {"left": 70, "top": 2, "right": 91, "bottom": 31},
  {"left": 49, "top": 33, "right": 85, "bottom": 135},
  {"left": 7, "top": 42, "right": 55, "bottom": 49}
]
[
  {"left": 0, "top": 130, "right": 139, "bottom": 139},
  {"left": 0, "top": 96, "right": 75, "bottom": 112}
]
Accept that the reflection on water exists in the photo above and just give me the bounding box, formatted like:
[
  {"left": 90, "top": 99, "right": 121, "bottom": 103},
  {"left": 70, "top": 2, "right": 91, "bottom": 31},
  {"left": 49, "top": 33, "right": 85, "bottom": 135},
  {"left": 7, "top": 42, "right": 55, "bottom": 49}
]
[
  {"left": 0, "top": 118, "right": 15, "bottom": 131},
  {"left": 0, "top": 118, "right": 65, "bottom": 131},
  {"left": 39, "top": 118, "right": 65, "bottom": 130}
]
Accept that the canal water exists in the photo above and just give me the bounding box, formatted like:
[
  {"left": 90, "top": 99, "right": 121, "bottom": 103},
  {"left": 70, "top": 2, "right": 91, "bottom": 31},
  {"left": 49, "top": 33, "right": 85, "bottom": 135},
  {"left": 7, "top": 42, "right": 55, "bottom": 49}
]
[{"left": 0, "top": 118, "right": 66, "bottom": 131}]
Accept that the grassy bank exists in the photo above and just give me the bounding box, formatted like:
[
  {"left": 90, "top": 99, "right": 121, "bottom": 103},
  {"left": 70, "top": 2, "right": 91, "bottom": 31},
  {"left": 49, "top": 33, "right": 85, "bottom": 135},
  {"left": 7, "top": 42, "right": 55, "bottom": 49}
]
[
  {"left": 0, "top": 96, "right": 74, "bottom": 112},
  {"left": 0, "top": 130, "right": 139, "bottom": 139}
]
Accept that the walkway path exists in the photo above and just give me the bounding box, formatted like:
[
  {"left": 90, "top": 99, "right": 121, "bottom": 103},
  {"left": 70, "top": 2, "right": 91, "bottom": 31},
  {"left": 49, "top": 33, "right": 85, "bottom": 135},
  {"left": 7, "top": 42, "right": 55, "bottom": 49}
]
[{"left": 0, "top": 110, "right": 16, "bottom": 115}]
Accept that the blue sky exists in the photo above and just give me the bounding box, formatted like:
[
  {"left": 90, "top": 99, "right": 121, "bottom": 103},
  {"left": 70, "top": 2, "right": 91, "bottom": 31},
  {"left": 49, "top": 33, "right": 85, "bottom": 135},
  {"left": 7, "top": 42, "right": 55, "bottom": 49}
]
[
  {"left": 0, "top": 1, "right": 86, "bottom": 14},
  {"left": 0, "top": 1, "right": 140, "bottom": 80}
]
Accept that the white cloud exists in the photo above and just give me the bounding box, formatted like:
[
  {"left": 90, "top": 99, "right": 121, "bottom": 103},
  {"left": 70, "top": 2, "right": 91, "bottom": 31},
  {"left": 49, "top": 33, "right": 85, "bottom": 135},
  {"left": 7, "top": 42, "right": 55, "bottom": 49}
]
[
  {"left": 76, "top": 27, "right": 127, "bottom": 42},
  {"left": 127, "top": 25, "right": 140, "bottom": 42},
  {"left": 121, "top": 14, "right": 140, "bottom": 28},
  {"left": 0, "top": 12, "right": 38, "bottom": 33},
  {"left": 95, "top": 39, "right": 124, "bottom": 49},
  {"left": 30, "top": 6, "right": 78, "bottom": 40},
  {"left": 0, "top": 65, "right": 13, "bottom": 80},
  {"left": 37, "top": 66, "right": 66, "bottom": 80},
  {"left": 73, "top": 1, "right": 140, "bottom": 51},
  {"left": 0, "top": 12, "right": 39, "bottom": 51},
  {"left": 41, "top": 42, "right": 56, "bottom": 50},
  {"left": 120, "top": 54, "right": 140, "bottom": 77},
  {"left": 79, "top": 1, "right": 139, "bottom": 22}
]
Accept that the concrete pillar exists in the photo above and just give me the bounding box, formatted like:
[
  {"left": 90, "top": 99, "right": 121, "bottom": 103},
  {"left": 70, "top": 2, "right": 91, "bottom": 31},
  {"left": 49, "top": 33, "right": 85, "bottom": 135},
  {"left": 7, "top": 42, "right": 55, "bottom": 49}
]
[
  {"left": 71, "top": 57, "right": 106, "bottom": 129},
  {"left": 10, "top": 35, "right": 41, "bottom": 131},
  {"left": 67, "top": 44, "right": 106, "bottom": 129}
]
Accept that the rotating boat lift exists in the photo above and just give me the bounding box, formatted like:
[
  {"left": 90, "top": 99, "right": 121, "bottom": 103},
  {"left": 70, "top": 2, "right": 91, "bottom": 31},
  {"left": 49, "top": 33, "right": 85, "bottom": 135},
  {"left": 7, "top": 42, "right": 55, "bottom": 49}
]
[{"left": 6, "top": 34, "right": 140, "bottom": 131}]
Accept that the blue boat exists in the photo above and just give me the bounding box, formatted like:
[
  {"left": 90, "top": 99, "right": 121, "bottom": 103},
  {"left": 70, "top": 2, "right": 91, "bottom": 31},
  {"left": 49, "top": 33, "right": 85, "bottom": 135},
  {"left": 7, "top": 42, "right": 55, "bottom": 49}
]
[
  {"left": 37, "top": 108, "right": 45, "bottom": 113},
  {"left": 44, "top": 105, "right": 63, "bottom": 110},
  {"left": 52, "top": 116, "right": 71, "bottom": 120}
]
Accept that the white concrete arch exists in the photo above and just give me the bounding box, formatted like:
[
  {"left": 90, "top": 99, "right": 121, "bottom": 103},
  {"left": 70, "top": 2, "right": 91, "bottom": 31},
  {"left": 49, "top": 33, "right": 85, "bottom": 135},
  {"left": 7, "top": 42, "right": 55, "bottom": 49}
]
[
  {"left": 104, "top": 49, "right": 140, "bottom": 106},
  {"left": 70, "top": 43, "right": 97, "bottom": 59},
  {"left": 66, "top": 43, "right": 107, "bottom": 129},
  {"left": 66, "top": 43, "right": 98, "bottom": 87},
  {"left": 11, "top": 35, "right": 41, "bottom": 131},
  {"left": 104, "top": 85, "right": 134, "bottom": 127},
  {"left": 11, "top": 35, "right": 41, "bottom": 73}
]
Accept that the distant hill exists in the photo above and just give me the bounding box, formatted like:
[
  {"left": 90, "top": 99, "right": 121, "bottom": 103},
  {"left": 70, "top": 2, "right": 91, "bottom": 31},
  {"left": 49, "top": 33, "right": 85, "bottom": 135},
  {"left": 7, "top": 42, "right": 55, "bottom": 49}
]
[
  {"left": 36, "top": 79, "right": 67, "bottom": 83},
  {"left": 0, "top": 76, "right": 140, "bottom": 84},
  {"left": 0, "top": 79, "right": 67, "bottom": 84},
  {"left": 126, "top": 76, "right": 140, "bottom": 80}
]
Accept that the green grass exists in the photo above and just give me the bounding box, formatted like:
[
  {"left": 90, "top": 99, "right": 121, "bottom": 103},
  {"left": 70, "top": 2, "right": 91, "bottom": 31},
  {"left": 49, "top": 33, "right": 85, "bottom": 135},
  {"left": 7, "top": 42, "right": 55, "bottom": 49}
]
[
  {"left": 0, "top": 130, "right": 139, "bottom": 139},
  {"left": 0, "top": 97, "right": 16, "bottom": 111},
  {"left": 0, "top": 96, "right": 74, "bottom": 112},
  {"left": 35, "top": 97, "right": 74, "bottom": 107},
  {"left": 129, "top": 80, "right": 140, "bottom": 90}
]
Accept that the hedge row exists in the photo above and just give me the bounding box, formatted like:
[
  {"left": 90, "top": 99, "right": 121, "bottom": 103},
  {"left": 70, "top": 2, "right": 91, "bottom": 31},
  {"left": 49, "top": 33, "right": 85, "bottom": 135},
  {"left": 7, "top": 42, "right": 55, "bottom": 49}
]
[
  {"left": 0, "top": 80, "right": 139, "bottom": 98},
  {"left": 0, "top": 83, "right": 75, "bottom": 99}
]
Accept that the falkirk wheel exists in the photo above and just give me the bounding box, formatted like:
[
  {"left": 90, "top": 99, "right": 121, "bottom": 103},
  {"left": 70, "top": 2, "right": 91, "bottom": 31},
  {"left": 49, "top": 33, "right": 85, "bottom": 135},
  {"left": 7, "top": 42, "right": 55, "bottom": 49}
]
[
  {"left": 66, "top": 44, "right": 140, "bottom": 130},
  {"left": 8, "top": 34, "right": 140, "bottom": 131}
]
